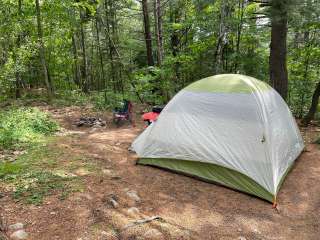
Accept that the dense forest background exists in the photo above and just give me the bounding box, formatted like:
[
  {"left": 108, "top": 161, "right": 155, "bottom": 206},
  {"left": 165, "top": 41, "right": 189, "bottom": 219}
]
[{"left": 0, "top": 0, "right": 319, "bottom": 121}]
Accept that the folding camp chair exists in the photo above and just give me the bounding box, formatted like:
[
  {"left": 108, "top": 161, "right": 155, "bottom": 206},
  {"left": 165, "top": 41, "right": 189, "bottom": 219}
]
[{"left": 113, "top": 99, "right": 135, "bottom": 127}]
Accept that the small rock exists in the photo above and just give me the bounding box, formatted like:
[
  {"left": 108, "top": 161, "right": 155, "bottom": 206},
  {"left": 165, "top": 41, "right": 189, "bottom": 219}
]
[
  {"left": 126, "top": 190, "right": 141, "bottom": 202},
  {"left": 127, "top": 207, "right": 139, "bottom": 215},
  {"left": 8, "top": 223, "right": 24, "bottom": 231},
  {"left": 50, "top": 212, "right": 56, "bottom": 215},
  {"left": 171, "top": 229, "right": 191, "bottom": 240},
  {"left": 237, "top": 237, "right": 247, "bottom": 240},
  {"left": 143, "top": 229, "right": 163, "bottom": 240},
  {"left": 111, "top": 176, "right": 121, "bottom": 180},
  {"left": 10, "top": 229, "right": 28, "bottom": 240},
  {"left": 13, "top": 150, "right": 26, "bottom": 156},
  {"left": 109, "top": 198, "right": 119, "bottom": 208},
  {"left": 74, "top": 168, "right": 90, "bottom": 176},
  {"left": 237, "top": 228, "right": 242, "bottom": 232},
  {"left": 102, "top": 169, "right": 112, "bottom": 175},
  {"left": 89, "top": 128, "right": 99, "bottom": 133},
  {"left": 103, "top": 194, "right": 119, "bottom": 208},
  {"left": 100, "top": 230, "right": 118, "bottom": 240},
  {"left": 253, "top": 228, "right": 261, "bottom": 234}
]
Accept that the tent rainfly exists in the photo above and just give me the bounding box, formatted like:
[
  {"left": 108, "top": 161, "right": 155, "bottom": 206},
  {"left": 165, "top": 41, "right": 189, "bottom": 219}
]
[{"left": 132, "top": 74, "right": 304, "bottom": 204}]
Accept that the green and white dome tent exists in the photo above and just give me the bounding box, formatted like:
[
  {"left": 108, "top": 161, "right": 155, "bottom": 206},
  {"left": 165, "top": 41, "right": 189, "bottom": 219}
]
[{"left": 132, "top": 74, "right": 304, "bottom": 204}]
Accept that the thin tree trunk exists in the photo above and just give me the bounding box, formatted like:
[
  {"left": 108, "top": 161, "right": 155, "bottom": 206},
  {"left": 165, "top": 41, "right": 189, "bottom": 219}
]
[
  {"left": 72, "top": 34, "right": 81, "bottom": 86},
  {"left": 170, "top": 3, "right": 181, "bottom": 85},
  {"left": 35, "top": 0, "right": 53, "bottom": 98},
  {"left": 15, "top": 0, "right": 23, "bottom": 98},
  {"left": 111, "top": 3, "right": 123, "bottom": 93},
  {"left": 104, "top": 0, "right": 116, "bottom": 92},
  {"left": 95, "top": 16, "right": 106, "bottom": 90},
  {"left": 269, "top": 0, "right": 288, "bottom": 101},
  {"left": 234, "top": 0, "right": 244, "bottom": 72},
  {"left": 303, "top": 81, "right": 320, "bottom": 125},
  {"left": 142, "top": 0, "right": 154, "bottom": 66},
  {"left": 153, "top": 0, "right": 163, "bottom": 66},
  {"left": 79, "top": 10, "right": 88, "bottom": 93},
  {"left": 214, "top": 1, "right": 228, "bottom": 74}
]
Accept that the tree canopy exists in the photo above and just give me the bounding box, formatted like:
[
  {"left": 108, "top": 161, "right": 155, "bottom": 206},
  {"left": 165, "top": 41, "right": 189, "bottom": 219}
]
[{"left": 0, "top": 0, "right": 319, "bottom": 120}]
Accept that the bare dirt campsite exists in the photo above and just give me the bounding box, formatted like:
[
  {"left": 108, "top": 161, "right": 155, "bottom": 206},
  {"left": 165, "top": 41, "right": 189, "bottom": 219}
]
[
  {"left": 0, "top": 104, "right": 319, "bottom": 240},
  {"left": 1, "top": 0, "right": 320, "bottom": 239}
]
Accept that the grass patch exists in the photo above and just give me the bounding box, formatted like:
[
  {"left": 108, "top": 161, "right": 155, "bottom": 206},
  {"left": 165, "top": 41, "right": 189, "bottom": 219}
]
[
  {"left": 11, "top": 171, "right": 71, "bottom": 205},
  {"left": 0, "top": 142, "right": 85, "bottom": 205},
  {"left": 0, "top": 107, "right": 58, "bottom": 149},
  {"left": 0, "top": 108, "right": 85, "bottom": 205}
]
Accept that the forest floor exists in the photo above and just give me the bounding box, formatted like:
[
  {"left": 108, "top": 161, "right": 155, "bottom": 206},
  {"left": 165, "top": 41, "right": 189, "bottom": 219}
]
[{"left": 1, "top": 104, "right": 320, "bottom": 240}]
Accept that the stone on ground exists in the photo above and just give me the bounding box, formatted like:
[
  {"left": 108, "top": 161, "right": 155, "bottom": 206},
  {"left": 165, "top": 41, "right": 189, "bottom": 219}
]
[
  {"left": 125, "top": 190, "right": 141, "bottom": 202},
  {"left": 8, "top": 223, "right": 24, "bottom": 231},
  {"left": 143, "top": 228, "right": 164, "bottom": 240},
  {"left": 10, "top": 230, "right": 28, "bottom": 240},
  {"left": 127, "top": 207, "right": 140, "bottom": 216}
]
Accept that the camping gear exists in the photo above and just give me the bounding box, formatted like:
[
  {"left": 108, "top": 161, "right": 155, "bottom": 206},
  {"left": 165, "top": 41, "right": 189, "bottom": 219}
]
[
  {"left": 142, "top": 105, "right": 165, "bottom": 126},
  {"left": 132, "top": 74, "right": 304, "bottom": 204},
  {"left": 113, "top": 100, "right": 134, "bottom": 126}
]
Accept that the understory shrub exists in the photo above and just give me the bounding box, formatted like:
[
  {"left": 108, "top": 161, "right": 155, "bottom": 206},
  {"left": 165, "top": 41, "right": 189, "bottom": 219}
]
[{"left": 0, "top": 107, "right": 58, "bottom": 149}]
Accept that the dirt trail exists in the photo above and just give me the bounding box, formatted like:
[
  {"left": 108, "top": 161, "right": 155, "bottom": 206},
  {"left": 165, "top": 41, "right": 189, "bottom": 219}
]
[{"left": 1, "top": 106, "right": 320, "bottom": 240}]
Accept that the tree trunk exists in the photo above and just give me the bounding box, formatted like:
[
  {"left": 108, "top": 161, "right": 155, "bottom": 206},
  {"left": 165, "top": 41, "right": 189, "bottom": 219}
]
[
  {"left": 104, "top": 0, "right": 116, "bottom": 92},
  {"left": 72, "top": 34, "right": 81, "bottom": 87},
  {"left": 234, "top": 0, "right": 244, "bottom": 72},
  {"left": 95, "top": 16, "right": 106, "bottom": 90},
  {"left": 303, "top": 81, "right": 320, "bottom": 125},
  {"left": 269, "top": 0, "right": 288, "bottom": 101},
  {"left": 170, "top": 2, "right": 181, "bottom": 90},
  {"left": 79, "top": 10, "right": 89, "bottom": 93},
  {"left": 35, "top": 0, "right": 53, "bottom": 98},
  {"left": 142, "top": 0, "right": 154, "bottom": 66},
  {"left": 15, "top": 0, "right": 23, "bottom": 98},
  {"left": 214, "top": 1, "right": 228, "bottom": 74},
  {"left": 153, "top": 0, "right": 163, "bottom": 66}
]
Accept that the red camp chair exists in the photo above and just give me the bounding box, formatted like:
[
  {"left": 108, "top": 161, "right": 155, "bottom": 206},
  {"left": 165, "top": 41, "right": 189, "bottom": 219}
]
[
  {"left": 113, "top": 100, "right": 135, "bottom": 127},
  {"left": 142, "top": 105, "right": 164, "bottom": 126}
]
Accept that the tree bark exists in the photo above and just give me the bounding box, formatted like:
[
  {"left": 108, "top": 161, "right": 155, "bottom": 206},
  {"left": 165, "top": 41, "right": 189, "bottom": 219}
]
[
  {"left": 142, "top": 0, "right": 154, "bottom": 66},
  {"left": 214, "top": 1, "right": 228, "bottom": 74},
  {"left": 269, "top": 0, "right": 288, "bottom": 101},
  {"left": 95, "top": 16, "right": 106, "bottom": 90},
  {"left": 35, "top": 0, "right": 53, "bottom": 98},
  {"left": 72, "top": 34, "right": 81, "bottom": 87},
  {"left": 234, "top": 0, "right": 244, "bottom": 72},
  {"left": 303, "top": 81, "right": 320, "bottom": 125},
  {"left": 169, "top": 2, "right": 182, "bottom": 89},
  {"left": 153, "top": 0, "right": 163, "bottom": 66},
  {"left": 79, "top": 10, "right": 89, "bottom": 93},
  {"left": 104, "top": 0, "right": 116, "bottom": 92},
  {"left": 15, "top": 0, "right": 23, "bottom": 98}
]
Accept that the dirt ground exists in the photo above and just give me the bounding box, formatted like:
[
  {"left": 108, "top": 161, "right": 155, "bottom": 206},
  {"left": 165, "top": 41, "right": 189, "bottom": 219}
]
[{"left": 1, "top": 105, "right": 319, "bottom": 240}]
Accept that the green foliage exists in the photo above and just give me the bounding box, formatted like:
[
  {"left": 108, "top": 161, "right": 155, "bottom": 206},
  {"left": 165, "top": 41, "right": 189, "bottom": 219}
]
[
  {"left": 0, "top": 107, "right": 58, "bottom": 149},
  {"left": 91, "top": 91, "right": 132, "bottom": 110},
  {"left": 133, "top": 67, "right": 168, "bottom": 104},
  {"left": 0, "top": 0, "right": 319, "bottom": 119},
  {"left": 0, "top": 139, "right": 85, "bottom": 205},
  {"left": 0, "top": 160, "right": 74, "bottom": 205},
  {"left": 11, "top": 171, "right": 70, "bottom": 205},
  {"left": 0, "top": 162, "right": 22, "bottom": 178}
]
